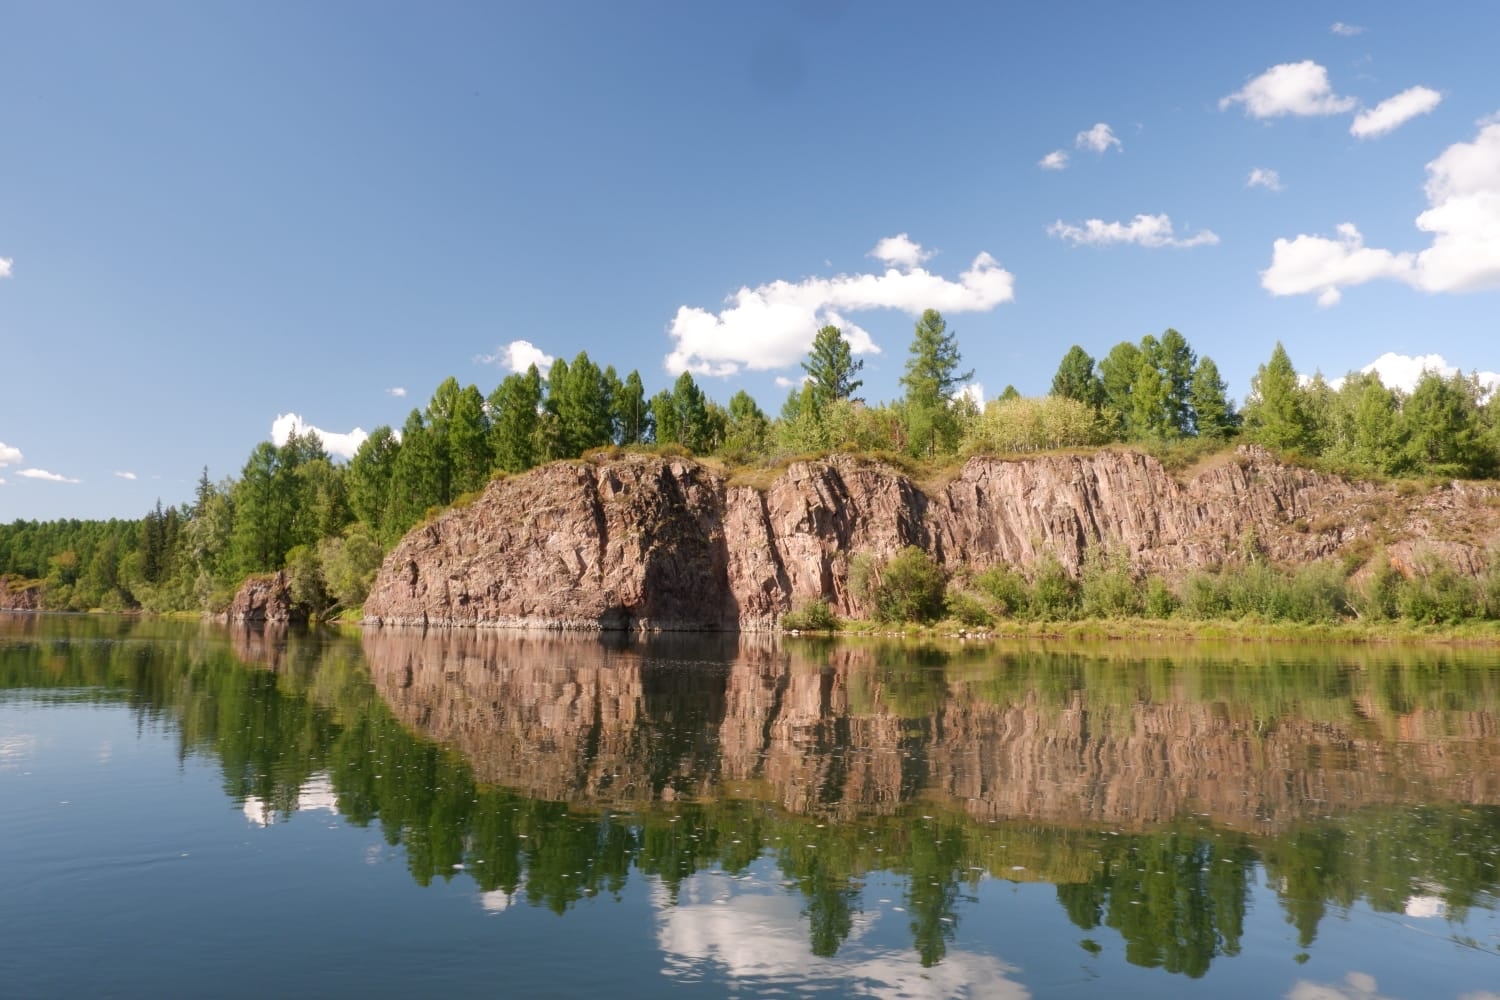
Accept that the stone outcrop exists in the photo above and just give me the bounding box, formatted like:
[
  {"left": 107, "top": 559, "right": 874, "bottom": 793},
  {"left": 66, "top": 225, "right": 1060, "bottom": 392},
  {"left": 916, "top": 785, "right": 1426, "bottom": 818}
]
[
  {"left": 0, "top": 575, "right": 42, "bottom": 611},
  {"left": 362, "top": 447, "right": 1500, "bottom": 631},
  {"left": 227, "top": 571, "right": 304, "bottom": 624}
]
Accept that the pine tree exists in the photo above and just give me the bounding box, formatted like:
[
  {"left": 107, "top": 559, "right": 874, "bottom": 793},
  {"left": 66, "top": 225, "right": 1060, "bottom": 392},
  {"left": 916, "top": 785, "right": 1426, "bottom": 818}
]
[
  {"left": 1243, "top": 342, "right": 1312, "bottom": 453},
  {"left": 1189, "top": 356, "right": 1238, "bottom": 441},
  {"left": 802, "top": 325, "right": 865, "bottom": 409},
  {"left": 488, "top": 365, "right": 543, "bottom": 473},
  {"left": 899, "top": 309, "right": 972, "bottom": 456},
  {"left": 1050, "top": 345, "right": 1104, "bottom": 409}
]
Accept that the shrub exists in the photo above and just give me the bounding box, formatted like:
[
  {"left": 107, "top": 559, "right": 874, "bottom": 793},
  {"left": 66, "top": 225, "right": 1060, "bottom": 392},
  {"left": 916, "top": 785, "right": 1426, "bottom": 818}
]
[
  {"left": 851, "top": 546, "right": 947, "bottom": 623},
  {"left": 944, "top": 588, "right": 995, "bottom": 628},
  {"left": 972, "top": 565, "right": 1030, "bottom": 618},
  {"left": 1029, "top": 555, "right": 1080, "bottom": 621},
  {"left": 1399, "top": 565, "right": 1480, "bottom": 624},
  {"left": 1143, "top": 576, "right": 1178, "bottom": 618},
  {"left": 781, "top": 599, "right": 840, "bottom": 632},
  {"left": 1078, "top": 549, "right": 1142, "bottom": 619}
]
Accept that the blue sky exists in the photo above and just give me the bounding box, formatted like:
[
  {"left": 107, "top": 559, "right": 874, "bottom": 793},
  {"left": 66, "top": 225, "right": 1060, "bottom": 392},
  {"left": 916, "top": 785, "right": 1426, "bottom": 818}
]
[{"left": 3, "top": 1, "right": 1499, "bottom": 520}]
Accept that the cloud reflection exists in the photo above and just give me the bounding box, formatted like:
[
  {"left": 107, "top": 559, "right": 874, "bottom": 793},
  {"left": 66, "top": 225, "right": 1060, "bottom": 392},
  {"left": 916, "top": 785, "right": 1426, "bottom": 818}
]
[{"left": 654, "top": 870, "right": 1028, "bottom": 998}]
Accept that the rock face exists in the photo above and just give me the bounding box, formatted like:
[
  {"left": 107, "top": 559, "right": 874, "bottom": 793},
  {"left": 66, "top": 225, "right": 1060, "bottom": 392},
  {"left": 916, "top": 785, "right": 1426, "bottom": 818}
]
[
  {"left": 362, "top": 447, "right": 1500, "bottom": 631},
  {"left": 227, "top": 571, "right": 303, "bottom": 624},
  {"left": 0, "top": 576, "right": 42, "bottom": 611}
]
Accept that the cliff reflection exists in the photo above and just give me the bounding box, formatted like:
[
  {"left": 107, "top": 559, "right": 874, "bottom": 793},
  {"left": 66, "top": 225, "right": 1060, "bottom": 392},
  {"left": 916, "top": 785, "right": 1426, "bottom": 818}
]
[
  {"left": 360, "top": 630, "right": 1500, "bottom": 831},
  {"left": 7, "top": 613, "right": 1500, "bottom": 980}
]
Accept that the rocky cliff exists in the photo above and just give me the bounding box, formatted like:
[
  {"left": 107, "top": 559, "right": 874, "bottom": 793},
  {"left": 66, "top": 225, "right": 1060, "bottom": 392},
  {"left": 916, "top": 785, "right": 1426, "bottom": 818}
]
[{"left": 362, "top": 447, "right": 1500, "bottom": 631}]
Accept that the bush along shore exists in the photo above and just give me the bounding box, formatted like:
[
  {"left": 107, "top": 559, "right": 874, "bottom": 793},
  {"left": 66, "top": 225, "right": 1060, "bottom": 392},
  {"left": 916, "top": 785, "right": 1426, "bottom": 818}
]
[{"left": 780, "top": 546, "right": 1500, "bottom": 642}]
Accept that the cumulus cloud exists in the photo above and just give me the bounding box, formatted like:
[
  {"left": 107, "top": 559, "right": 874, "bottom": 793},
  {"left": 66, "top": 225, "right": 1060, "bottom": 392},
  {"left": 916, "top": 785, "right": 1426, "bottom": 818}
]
[
  {"left": 0, "top": 442, "right": 20, "bottom": 467},
  {"left": 1262, "top": 116, "right": 1500, "bottom": 303},
  {"left": 774, "top": 374, "right": 810, "bottom": 389},
  {"left": 1220, "top": 61, "right": 1356, "bottom": 118},
  {"left": 1351, "top": 86, "right": 1442, "bottom": 138},
  {"left": 0, "top": 258, "right": 12, "bottom": 279},
  {"left": 1038, "top": 149, "right": 1069, "bottom": 170},
  {"left": 1247, "top": 167, "right": 1284, "bottom": 192},
  {"left": 1048, "top": 213, "right": 1220, "bottom": 249},
  {"left": 478, "top": 339, "right": 555, "bottom": 375},
  {"left": 1331, "top": 22, "right": 1366, "bottom": 37},
  {"left": 953, "top": 383, "right": 985, "bottom": 408},
  {"left": 271, "top": 414, "right": 368, "bottom": 460},
  {"left": 665, "top": 235, "right": 1014, "bottom": 376},
  {"left": 1329, "top": 352, "right": 1500, "bottom": 396},
  {"left": 113, "top": 471, "right": 137, "bottom": 481},
  {"left": 1075, "top": 123, "right": 1121, "bottom": 153},
  {"left": 869, "top": 233, "right": 934, "bottom": 269},
  {"left": 18, "top": 468, "right": 80, "bottom": 484},
  {"left": 386, "top": 386, "right": 407, "bottom": 398}
]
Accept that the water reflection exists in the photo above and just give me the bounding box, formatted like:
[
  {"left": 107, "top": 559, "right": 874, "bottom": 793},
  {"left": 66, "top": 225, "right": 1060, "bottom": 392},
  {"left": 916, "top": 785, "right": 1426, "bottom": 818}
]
[{"left": 5, "top": 613, "right": 1500, "bottom": 984}]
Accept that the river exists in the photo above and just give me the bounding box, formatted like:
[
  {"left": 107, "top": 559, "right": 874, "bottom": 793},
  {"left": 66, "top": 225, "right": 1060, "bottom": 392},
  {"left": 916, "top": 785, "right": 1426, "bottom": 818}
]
[{"left": 2, "top": 612, "right": 1498, "bottom": 997}]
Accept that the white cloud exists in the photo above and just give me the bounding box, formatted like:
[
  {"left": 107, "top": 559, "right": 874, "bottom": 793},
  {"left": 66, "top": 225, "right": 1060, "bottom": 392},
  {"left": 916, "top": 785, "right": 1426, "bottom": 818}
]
[
  {"left": 1261, "top": 224, "right": 1411, "bottom": 305},
  {"left": 774, "top": 374, "right": 811, "bottom": 389},
  {"left": 1247, "top": 167, "right": 1284, "bottom": 192},
  {"left": 1262, "top": 116, "right": 1500, "bottom": 303},
  {"left": 18, "top": 468, "right": 80, "bottom": 484},
  {"left": 1038, "top": 150, "right": 1069, "bottom": 170},
  {"left": 1351, "top": 86, "right": 1442, "bottom": 138},
  {"left": 1331, "top": 22, "right": 1366, "bottom": 37},
  {"left": 1048, "top": 213, "right": 1220, "bottom": 249},
  {"left": 271, "top": 413, "right": 368, "bottom": 460},
  {"left": 0, "top": 258, "right": 12, "bottom": 279},
  {"left": 478, "top": 339, "right": 555, "bottom": 375},
  {"left": 387, "top": 386, "right": 407, "bottom": 398},
  {"left": 869, "top": 233, "right": 933, "bottom": 269},
  {"left": 0, "top": 478, "right": 6, "bottom": 486},
  {"left": 1075, "top": 123, "right": 1121, "bottom": 153},
  {"left": 1329, "top": 352, "right": 1500, "bottom": 396},
  {"left": 0, "top": 442, "right": 20, "bottom": 467},
  {"left": 953, "top": 383, "right": 985, "bottom": 407},
  {"left": 1220, "top": 61, "right": 1356, "bottom": 118},
  {"left": 665, "top": 235, "right": 1014, "bottom": 376},
  {"left": 113, "top": 471, "right": 137, "bottom": 481}
]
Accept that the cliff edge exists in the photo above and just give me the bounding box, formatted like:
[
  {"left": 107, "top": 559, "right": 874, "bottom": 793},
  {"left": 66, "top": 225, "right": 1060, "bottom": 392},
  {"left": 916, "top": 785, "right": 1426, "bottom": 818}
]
[{"left": 362, "top": 447, "right": 1500, "bottom": 631}]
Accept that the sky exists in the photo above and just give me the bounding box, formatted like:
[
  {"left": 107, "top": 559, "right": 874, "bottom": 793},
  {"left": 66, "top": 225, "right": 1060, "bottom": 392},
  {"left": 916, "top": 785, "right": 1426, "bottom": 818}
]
[{"left": 2, "top": 1, "right": 1499, "bottom": 521}]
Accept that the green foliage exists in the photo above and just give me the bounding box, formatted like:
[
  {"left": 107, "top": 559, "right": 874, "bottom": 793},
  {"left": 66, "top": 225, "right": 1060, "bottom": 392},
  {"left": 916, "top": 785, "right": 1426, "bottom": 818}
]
[
  {"left": 317, "top": 523, "right": 385, "bottom": 611},
  {"left": 781, "top": 599, "right": 840, "bottom": 631},
  {"left": 962, "top": 394, "right": 1110, "bottom": 454},
  {"left": 943, "top": 588, "right": 995, "bottom": 628},
  {"left": 1243, "top": 342, "right": 1312, "bottom": 453},
  {"left": 1190, "top": 356, "right": 1238, "bottom": 441},
  {"left": 851, "top": 547, "right": 948, "bottom": 623},
  {"left": 900, "top": 310, "right": 972, "bottom": 457},
  {"left": 802, "top": 325, "right": 865, "bottom": 409},
  {"left": 1029, "top": 555, "right": 1081, "bottom": 620},
  {"left": 1078, "top": 549, "right": 1142, "bottom": 618},
  {"left": 1176, "top": 562, "right": 1350, "bottom": 624},
  {"left": 1050, "top": 345, "right": 1104, "bottom": 408},
  {"left": 972, "top": 564, "right": 1030, "bottom": 617}
]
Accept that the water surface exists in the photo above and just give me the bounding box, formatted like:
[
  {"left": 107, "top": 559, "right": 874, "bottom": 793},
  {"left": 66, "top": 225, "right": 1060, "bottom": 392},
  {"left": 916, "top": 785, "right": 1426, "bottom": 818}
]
[{"left": 3, "top": 613, "right": 1499, "bottom": 998}]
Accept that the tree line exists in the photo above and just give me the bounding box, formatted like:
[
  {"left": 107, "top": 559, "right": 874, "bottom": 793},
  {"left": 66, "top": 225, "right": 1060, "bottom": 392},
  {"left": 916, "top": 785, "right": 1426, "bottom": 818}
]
[{"left": 3, "top": 311, "right": 1498, "bottom": 614}]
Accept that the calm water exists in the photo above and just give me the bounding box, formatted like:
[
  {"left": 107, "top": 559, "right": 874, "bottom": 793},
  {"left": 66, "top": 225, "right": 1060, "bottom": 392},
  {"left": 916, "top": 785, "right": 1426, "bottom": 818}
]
[{"left": 3, "top": 614, "right": 1500, "bottom": 998}]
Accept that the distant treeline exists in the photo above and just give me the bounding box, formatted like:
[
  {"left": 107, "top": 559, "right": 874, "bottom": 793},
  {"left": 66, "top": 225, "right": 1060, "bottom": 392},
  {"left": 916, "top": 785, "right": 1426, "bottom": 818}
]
[{"left": 2, "top": 311, "right": 1497, "bottom": 614}]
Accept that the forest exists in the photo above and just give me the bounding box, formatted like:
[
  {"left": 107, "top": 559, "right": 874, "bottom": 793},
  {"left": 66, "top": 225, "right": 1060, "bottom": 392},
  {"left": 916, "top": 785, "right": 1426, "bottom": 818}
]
[{"left": 3, "top": 309, "right": 1499, "bottom": 619}]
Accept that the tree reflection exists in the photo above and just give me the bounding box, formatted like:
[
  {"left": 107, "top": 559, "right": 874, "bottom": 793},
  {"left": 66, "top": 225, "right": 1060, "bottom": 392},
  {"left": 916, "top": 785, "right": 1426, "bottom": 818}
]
[{"left": 5, "top": 615, "right": 1500, "bottom": 976}]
